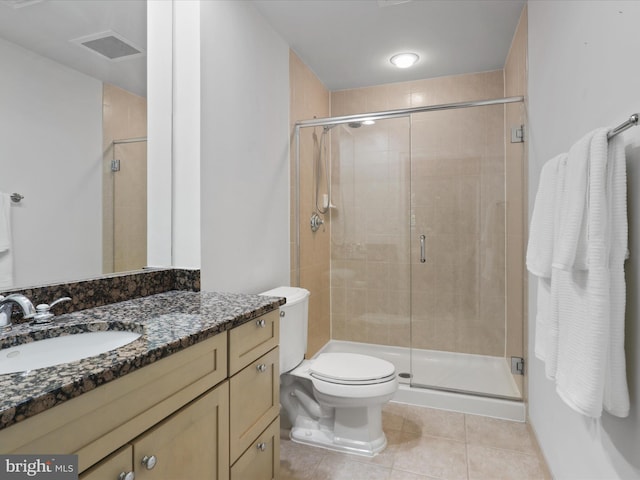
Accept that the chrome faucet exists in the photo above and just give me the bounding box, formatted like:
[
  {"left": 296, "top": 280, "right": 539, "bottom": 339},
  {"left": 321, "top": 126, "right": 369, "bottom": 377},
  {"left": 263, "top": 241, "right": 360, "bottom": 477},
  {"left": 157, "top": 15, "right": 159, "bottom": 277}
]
[{"left": 0, "top": 294, "right": 36, "bottom": 328}]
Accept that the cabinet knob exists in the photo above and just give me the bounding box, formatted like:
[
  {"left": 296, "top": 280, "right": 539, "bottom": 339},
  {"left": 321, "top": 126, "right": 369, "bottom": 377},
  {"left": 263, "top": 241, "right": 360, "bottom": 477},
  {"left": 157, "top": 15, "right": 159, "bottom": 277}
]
[
  {"left": 256, "top": 363, "right": 267, "bottom": 373},
  {"left": 141, "top": 455, "right": 157, "bottom": 470},
  {"left": 118, "top": 472, "right": 135, "bottom": 480},
  {"left": 257, "top": 442, "right": 267, "bottom": 452},
  {"left": 256, "top": 318, "right": 266, "bottom": 328}
]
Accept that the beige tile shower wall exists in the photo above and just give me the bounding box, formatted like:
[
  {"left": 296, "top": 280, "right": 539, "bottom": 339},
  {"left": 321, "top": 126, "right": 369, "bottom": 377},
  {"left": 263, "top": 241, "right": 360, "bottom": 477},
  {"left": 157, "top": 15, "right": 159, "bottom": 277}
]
[
  {"left": 102, "top": 83, "right": 147, "bottom": 274},
  {"left": 504, "top": 6, "right": 528, "bottom": 398},
  {"left": 331, "top": 71, "right": 507, "bottom": 355},
  {"left": 330, "top": 117, "right": 412, "bottom": 348},
  {"left": 289, "top": 51, "right": 331, "bottom": 357}
]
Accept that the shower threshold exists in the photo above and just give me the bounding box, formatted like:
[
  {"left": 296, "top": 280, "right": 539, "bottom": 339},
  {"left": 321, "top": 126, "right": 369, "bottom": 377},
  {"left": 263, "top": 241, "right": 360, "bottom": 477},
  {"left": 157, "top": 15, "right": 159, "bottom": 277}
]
[{"left": 318, "top": 340, "right": 525, "bottom": 422}]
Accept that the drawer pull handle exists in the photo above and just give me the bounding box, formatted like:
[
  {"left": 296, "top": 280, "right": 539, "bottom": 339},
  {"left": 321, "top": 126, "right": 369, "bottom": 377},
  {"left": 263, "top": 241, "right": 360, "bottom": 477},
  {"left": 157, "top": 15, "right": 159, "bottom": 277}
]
[
  {"left": 142, "top": 455, "right": 157, "bottom": 470},
  {"left": 118, "top": 473, "right": 135, "bottom": 480},
  {"left": 256, "top": 318, "right": 266, "bottom": 328},
  {"left": 257, "top": 442, "right": 267, "bottom": 452},
  {"left": 256, "top": 363, "right": 267, "bottom": 373}
]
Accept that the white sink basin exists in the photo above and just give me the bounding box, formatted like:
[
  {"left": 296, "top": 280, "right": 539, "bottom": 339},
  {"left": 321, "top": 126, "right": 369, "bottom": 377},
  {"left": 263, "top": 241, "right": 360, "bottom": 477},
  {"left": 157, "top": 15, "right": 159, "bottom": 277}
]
[{"left": 0, "top": 330, "right": 142, "bottom": 375}]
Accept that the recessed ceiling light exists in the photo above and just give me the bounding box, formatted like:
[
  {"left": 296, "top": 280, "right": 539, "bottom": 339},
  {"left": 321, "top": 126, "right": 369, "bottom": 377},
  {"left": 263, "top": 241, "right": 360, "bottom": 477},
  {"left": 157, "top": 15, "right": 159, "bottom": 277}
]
[
  {"left": 390, "top": 52, "right": 419, "bottom": 69},
  {"left": 362, "top": 120, "right": 376, "bottom": 125}
]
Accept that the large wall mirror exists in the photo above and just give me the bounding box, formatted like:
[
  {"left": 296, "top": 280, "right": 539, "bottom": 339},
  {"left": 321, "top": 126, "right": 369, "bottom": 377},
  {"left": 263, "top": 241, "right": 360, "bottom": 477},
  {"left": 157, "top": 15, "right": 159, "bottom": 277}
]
[{"left": 0, "top": 0, "right": 168, "bottom": 289}]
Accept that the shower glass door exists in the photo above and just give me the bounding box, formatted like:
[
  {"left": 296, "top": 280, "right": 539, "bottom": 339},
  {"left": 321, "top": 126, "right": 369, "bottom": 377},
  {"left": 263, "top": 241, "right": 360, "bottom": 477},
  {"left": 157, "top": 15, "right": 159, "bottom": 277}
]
[
  {"left": 409, "top": 104, "right": 522, "bottom": 399},
  {"left": 329, "top": 116, "right": 412, "bottom": 358}
]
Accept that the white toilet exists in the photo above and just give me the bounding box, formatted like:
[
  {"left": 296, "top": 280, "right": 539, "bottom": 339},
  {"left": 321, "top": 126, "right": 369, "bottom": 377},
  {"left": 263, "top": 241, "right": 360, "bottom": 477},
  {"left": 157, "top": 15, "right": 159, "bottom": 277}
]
[{"left": 260, "top": 286, "right": 398, "bottom": 457}]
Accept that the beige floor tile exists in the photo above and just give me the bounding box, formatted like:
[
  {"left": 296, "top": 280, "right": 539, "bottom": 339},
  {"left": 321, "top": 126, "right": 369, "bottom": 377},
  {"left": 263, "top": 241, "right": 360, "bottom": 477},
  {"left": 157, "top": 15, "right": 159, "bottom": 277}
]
[
  {"left": 280, "top": 404, "right": 550, "bottom": 480},
  {"left": 280, "top": 438, "right": 325, "bottom": 479},
  {"left": 389, "top": 469, "right": 440, "bottom": 480},
  {"left": 402, "top": 405, "right": 466, "bottom": 442},
  {"left": 392, "top": 433, "right": 468, "bottom": 480},
  {"left": 467, "top": 444, "right": 548, "bottom": 480},
  {"left": 465, "top": 414, "right": 535, "bottom": 454},
  {"left": 383, "top": 402, "right": 407, "bottom": 432},
  {"left": 311, "top": 456, "right": 391, "bottom": 480}
]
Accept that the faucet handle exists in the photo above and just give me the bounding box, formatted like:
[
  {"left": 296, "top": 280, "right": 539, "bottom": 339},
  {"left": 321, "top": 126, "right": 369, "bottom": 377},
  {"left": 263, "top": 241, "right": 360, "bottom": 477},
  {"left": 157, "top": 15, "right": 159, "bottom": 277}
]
[{"left": 33, "top": 297, "right": 71, "bottom": 324}]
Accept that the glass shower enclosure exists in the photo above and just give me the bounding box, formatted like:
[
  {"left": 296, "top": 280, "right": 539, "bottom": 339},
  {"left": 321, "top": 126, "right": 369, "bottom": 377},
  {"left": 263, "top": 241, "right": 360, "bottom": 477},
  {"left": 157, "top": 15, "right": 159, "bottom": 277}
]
[{"left": 295, "top": 97, "right": 524, "bottom": 401}]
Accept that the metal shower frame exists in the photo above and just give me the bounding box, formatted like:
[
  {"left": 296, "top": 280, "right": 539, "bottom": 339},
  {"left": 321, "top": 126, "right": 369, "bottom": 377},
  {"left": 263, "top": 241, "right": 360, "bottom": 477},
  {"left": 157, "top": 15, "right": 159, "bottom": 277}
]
[{"left": 292, "top": 95, "right": 525, "bottom": 286}]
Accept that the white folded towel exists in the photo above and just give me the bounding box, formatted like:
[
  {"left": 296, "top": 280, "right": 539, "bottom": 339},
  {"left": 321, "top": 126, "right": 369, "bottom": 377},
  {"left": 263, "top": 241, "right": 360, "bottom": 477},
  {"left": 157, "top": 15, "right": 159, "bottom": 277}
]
[
  {"left": 529, "top": 126, "right": 630, "bottom": 418},
  {"left": 527, "top": 153, "right": 566, "bottom": 368},
  {"left": 603, "top": 133, "right": 630, "bottom": 417},
  {"left": 554, "top": 128, "right": 630, "bottom": 418},
  {"left": 527, "top": 154, "right": 566, "bottom": 278},
  {"left": 0, "top": 193, "right": 13, "bottom": 289},
  {"left": 554, "top": 128, "right": 609, "bottom": 417},
  {"left": 552, "top": 130, "right": 598, "bottom": 271}
]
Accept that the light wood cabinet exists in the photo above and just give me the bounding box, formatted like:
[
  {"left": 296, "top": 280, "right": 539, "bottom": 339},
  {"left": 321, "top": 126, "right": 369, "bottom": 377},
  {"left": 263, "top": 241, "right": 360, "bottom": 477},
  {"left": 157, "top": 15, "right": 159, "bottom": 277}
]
[
  {"left": 2, "top": 309, "right": 281, "bottom": 480},
  {"left": 80, "top": 383, "right": 229, "bottom": 480},
  {"left": 80, "top": 446, "right": 133, "bottom": 480},
  {"left": 228, "top": 310, "right": 280, "bottom": 479},
  {"left": 230, "top": 417, "right": 280, "bottom": 480},
  {"left": 229, "top": 347, "right": 279, "bottom": 462},
  {"left": 0, "top": 332, "right": 228, "bottom": 473},
  {"left": 132, "top": 383, "right": 229, "bottom": 480},
  {"left": 229, "top": 309, "right": 279, "bottom": 375}
]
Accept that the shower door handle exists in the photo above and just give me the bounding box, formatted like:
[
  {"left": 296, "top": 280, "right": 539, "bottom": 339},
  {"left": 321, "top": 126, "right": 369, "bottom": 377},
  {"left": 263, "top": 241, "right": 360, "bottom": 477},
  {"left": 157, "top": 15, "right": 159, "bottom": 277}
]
[{"left": 419, "top": 235, "right": 426, "bottom": 263}]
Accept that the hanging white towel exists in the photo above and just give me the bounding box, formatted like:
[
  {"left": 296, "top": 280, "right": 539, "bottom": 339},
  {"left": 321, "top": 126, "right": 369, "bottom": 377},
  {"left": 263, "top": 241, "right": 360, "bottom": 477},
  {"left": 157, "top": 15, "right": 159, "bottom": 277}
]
[
  {"left": 0, "top": 193, "right": 13, "bottom": 289},
  {"left": 552, "top": 130, "right": 598, "bottom": 271},
  {"left": 553, "top": 128, "right": 630, "bottom": 418},
  {"left": 527, "top": 154, "right": 566, "bottom": 278},
  {"left": 603, "top": 133, "right": 630, "bottom": 417},
  {"left": 527, "top": 153, "right": 566, "bottom": 366}
]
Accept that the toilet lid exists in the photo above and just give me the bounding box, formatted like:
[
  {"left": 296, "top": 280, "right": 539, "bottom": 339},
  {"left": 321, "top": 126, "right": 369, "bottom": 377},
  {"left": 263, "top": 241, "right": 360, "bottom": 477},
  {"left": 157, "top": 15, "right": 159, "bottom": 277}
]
[{"left": 309, "top": 353, "right": 396, "bottom": 384}]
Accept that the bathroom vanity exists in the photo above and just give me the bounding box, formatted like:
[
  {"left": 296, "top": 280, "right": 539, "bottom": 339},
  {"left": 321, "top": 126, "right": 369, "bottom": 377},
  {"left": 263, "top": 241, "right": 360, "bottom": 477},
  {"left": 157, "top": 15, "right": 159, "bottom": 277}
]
[{"left": 0, "top": 289, "right": 283, "bottom": 480}]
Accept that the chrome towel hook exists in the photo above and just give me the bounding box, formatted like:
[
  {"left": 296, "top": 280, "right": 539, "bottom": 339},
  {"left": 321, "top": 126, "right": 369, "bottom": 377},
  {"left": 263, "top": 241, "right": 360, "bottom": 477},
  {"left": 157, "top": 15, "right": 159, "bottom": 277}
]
[{"left": 10, "top": 193, "right": 23, "bottom": 203}]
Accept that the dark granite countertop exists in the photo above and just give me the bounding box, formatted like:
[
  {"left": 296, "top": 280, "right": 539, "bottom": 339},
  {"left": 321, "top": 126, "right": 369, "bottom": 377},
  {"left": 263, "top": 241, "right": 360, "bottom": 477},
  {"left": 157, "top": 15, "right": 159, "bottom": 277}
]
[{"left": 0, "top": 290, "right": 285, "bottom": 430}]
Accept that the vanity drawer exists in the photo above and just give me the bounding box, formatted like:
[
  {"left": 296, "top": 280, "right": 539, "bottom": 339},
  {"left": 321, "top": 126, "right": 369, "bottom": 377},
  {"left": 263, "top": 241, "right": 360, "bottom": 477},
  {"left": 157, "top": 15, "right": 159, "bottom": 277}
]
[
  {"left": 229, "top": 346, "right": 279, "bottom": 463},
  {"left": 228, "top": 309, "right": 279, "bottom": 375},
  {"left": 230, "top": 417, "right": 280, "bottom": 480}
]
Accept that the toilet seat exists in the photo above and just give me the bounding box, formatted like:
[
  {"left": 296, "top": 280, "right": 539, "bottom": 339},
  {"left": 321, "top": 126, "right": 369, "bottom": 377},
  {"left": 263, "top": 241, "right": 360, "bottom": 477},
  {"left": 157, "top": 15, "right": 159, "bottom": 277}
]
[{"left": 309, "top": 353, "right": 396, "bottom": 385}]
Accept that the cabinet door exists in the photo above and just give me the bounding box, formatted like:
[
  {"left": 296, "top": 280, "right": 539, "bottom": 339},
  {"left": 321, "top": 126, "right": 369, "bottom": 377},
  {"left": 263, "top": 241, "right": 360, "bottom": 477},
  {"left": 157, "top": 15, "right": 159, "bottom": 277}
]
[
  {"left": 133, "top": 382, "right": 229, "bottom": 480},
  {"left": 80, "top": 445, "right": 133, "bottom": 480},
  {"left": 230, "top": 417, "right": 280, "bottom": 480},
  {"left": 229, "top": 347, "right": 279, "bottom": 462}
]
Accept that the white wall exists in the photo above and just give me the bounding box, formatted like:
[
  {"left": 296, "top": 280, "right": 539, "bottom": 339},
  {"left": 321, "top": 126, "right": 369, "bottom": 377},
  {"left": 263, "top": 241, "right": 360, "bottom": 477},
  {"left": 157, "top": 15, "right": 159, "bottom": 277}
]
[
  {"left": 200, "top": 0, "right": 290, "bottom": 293},
  {"left": 528, "top": 2, "right": 640, "bottom": 478},
  {"left": 146, "top": 0, "right": 173, "bottom": 268},
  {"left": 0, "top": 37, "right": 102, "bottom": 288},
  {"left": 172, "top": 0, "right": 201, "bottom": 269}
]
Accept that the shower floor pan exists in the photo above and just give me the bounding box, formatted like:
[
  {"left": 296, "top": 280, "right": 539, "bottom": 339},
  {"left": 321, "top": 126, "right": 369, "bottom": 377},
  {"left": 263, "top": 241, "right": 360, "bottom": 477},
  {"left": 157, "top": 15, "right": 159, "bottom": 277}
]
[{"left": 318, "top": 340, "right": 525, "bottom": 422}]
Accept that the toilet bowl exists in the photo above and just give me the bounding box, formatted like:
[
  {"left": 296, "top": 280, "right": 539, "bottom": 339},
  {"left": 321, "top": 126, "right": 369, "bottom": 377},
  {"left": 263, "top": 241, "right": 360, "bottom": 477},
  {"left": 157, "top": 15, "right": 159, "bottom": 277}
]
[{"left": 260, "top": 286, "right": 398, "bottom": 457}]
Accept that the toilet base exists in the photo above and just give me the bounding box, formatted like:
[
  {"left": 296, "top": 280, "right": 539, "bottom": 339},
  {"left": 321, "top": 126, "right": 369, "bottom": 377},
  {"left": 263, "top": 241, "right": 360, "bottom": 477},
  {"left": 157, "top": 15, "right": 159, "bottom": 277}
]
[{"left": 289, "top": 424, "right": 387, "bottom": 457}]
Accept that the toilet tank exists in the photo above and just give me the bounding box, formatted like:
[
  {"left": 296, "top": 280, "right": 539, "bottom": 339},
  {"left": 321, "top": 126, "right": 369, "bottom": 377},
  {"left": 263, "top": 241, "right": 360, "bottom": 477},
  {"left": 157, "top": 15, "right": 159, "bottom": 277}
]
[{"left": 260, "top": 287, "right": 309, "bottom": 374}]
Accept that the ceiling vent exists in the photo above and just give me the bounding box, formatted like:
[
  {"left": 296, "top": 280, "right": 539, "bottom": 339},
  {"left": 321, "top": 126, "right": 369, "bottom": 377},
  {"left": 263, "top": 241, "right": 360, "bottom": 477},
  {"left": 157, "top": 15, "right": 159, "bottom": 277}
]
[{"left": 71, "top": 31, "right": 144, "bottom": 61}]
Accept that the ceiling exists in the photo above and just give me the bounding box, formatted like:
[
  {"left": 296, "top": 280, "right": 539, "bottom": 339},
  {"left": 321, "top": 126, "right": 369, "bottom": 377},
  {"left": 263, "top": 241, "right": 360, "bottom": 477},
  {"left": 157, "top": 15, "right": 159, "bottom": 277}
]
[
  {"left": 0, "top": 0, "right": 146, "bottom": 96},
  {"left": 253, "top": 0, "right": 526, "bottom": 91},
  {"left": 0, "top": 0, "right": 525, "bottom": 97}
]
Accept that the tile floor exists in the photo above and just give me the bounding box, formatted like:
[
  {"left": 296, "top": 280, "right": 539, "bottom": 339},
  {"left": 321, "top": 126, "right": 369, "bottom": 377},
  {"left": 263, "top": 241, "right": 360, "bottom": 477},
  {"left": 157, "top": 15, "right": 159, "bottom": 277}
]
[{"left": 280, "top": 402, "right": 552, "bottom": 480}]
